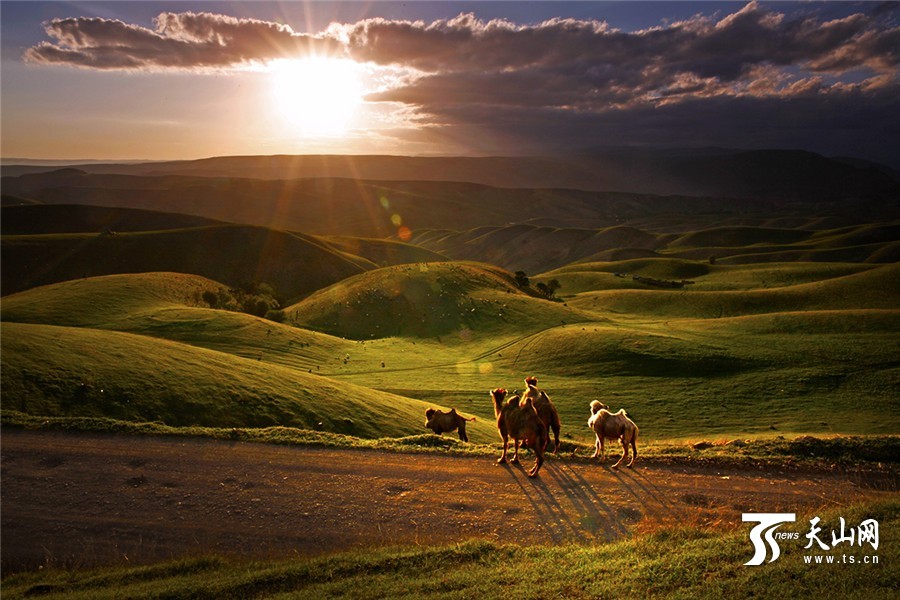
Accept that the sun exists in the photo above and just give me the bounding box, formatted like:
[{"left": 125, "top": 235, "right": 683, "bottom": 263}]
[{"left": 270, "top": 57, "right": 363, "bottom": 136}]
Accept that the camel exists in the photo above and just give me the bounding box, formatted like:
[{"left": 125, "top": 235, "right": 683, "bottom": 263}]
[
  {"left": 424, "top": 408, "right": 476, "bottom": 442},
  {"left": 522, "top": 376, "right": 561, "bottom": 456},
  {"left": 587, "top": 400, "right": 639, "bottom": 468},
  {"left": 490, "top": 388, "right": 547, "bottom": 477}
]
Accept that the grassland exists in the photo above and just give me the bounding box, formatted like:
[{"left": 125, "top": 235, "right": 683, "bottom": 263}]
[
  {"left": 2, "top": 258, "right": 897, "bottom": 444},
  {"left": 411, "top": 221, "right": 900, "bottom": 273},
  {"left": 1, "top": 192, "right": 898, "bottom": 598},
  {"left": 2, "top": 499, "right": 896, "bottom": 599}
]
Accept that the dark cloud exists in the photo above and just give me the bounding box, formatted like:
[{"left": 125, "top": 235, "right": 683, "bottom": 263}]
[
  {"left": 389, "top": 81, "right": 900, "bottom": 164},
  {"left": 350, "top": 2, "right": 898, "bottom": 162}
]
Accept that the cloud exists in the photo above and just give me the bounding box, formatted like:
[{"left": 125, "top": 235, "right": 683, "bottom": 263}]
[
  {"left": 348, "top": 2, "right": 898, "bottom": 161},
  {"left": 24, "top": 12, "right": 341, "bottom": 70},
  {"left": 22, "top": 3, "right": 900, "bottom": 162}
]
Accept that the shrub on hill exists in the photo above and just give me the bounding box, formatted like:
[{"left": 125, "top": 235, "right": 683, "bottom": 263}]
[{"left": 200, "top": 282, "right": 281, "bottom": 320}]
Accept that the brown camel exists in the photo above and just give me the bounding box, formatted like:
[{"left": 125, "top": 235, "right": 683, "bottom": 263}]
[
  {"left": 522, "top": 376, "right": 561, "bottom": 456},
  {"left": 424, "top": 408, "right": 476, "bottom": 442},
  {"left": 490, "top": 388, "right": 547, "bottom": 477}
]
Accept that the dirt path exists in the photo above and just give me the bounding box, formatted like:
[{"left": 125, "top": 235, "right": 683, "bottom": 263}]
[{"left": 1, "top": 430, "right": 892, "bottom": 573}]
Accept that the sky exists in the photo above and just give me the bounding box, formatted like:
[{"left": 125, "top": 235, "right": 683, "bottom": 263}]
[{"left": 1, "top": 1, "right": 898, "bottom": 164}]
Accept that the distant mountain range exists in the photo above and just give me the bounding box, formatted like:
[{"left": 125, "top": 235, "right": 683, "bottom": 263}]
[{"left": 3, "top": 148, "right": 898, "bottom": 201}]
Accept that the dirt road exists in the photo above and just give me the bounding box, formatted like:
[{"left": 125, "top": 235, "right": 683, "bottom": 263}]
[{"left": 1, "top": 430, "right": 892, "bottom": 573}]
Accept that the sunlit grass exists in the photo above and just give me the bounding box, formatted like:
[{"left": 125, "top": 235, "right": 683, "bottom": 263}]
[{"left": 3, "top": 500, "right": 896, "bottom": 599}]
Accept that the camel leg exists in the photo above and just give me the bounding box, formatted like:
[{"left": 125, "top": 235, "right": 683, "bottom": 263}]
[
  {"left": 552, "top": 423, "right": 561, "bottom": 457},
  {"left": 458, "top": 423, "right": 468, "bottom": 443},
  {"left": 591, "top": 435, "right": 601, "bottom": 458},
  {"left": 512, "top": 439, "right": 521, "bottom": 463},
  {"left": 498, "top": 434, "right": 509, "bottom": 464},
  {"left": 529, "top": 446, "right": 544, "bottom": 478},
  {"left": 612, "top": 437, "right": 627, "bottom": 469},
  {"left": 628, "top": 436, "right": 637, "bottom": 468},
  {"left": 599, "top": 436, "right": 606, "bottom": 463}
]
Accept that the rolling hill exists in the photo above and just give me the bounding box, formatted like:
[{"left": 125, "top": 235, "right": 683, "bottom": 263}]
[
  {"left": 0, "top": 273, "right": 498, "bottom": 441},
  {"left": 285, "top": 261, "right": 592, "bottom": 340},
  {"left": 0, "top": 272, "right": 350, "bottom": 366},
  {"left": 0, "top": 321, "right": 475, "bottom": 438},
  {"left": 412, "top": 221, "right": 900, "bottom": 274},
  {"left": 1, "top": 153, "right": 897, "bottom": 443},
  {"left": 410, "top": 225, "right": 670, "bottom": 273},
  {"left": 4, "top": 167, "right": 897, "bottom": 243},
  {"left": 563, "top": 262, "right": 900, "bottom": 319},
  {"left": 0, "top": 170, "right": 718, "bottom": 236},
  {"left": 2, "top": 259, "right": 897, "bottom": 441},
  {"left": 0, "top": 204, "right": 449, "bottom": 299},
  {"left": 1, "top": 224, "right": 371, "bottom": 301},
  {"left": 0, "top": 203, "right": 225, "bottom": 235},
  {"left": 4, "top": 149, "right": 898, "bottom": 200}
]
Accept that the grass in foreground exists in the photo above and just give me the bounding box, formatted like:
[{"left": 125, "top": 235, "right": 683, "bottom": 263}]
[{"left": 2, "top": 500, "right": 896, "bottom": 599}]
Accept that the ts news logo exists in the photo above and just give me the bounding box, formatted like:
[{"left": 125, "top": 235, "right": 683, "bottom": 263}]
[{"left": 742, "top": 513, "right": 799, "bottom": 565}]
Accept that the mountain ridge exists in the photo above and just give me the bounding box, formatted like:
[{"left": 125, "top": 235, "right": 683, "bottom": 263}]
[{"left": 3, "top": 148, "right": 898, "bottom": 201}]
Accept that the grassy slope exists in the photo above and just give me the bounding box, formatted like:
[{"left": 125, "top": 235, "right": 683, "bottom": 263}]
[
  {"left": 561, "top": 262, "right": 899, "bottom": 318},
  {"left": 0, "top": 273, "right": 497, "bottom": 440},
  {"left": 408, "top": 225, "right": 667, "bottom": 274},
  {"left": 2, "top": 499, "right": 896, "bottom": 599},
  {"left": 516, "top": 261, "right": 900, "bottom": 439},
  {"left": 339, "top": 263, "right": 898, "bottom": 441},
  {"left": 3, "top": 260, "right": 898, "bottom": 442},
  {"left": 285, "top": 261, "right": 593, "bottom": 340},
  {"left": 412, "top": 221, "right": 900, "bottom": 273},
  {"left": 0, "top": 224, "right": 372, "bottom": 301},
  {"left": 0, "top": 321, "right": 499, "bottom": 439},
  {"left": 317, "top": 234, "right": 449, "bottom": 268},
  {"left": 0, "top": 203, "right": 225, "bottom": 235}
]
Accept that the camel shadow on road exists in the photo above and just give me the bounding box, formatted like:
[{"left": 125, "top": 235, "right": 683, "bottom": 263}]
[{"left": 500, "top": 459, "right": 650, "bottom": 544}]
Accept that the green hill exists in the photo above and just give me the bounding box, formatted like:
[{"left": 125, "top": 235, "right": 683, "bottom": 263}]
[
  {"left": 0, "top": 203, "right": 224, "bottom": 235},
  {"left": 667, "top": 226, "right": 811, "bottom": 249},
  {"left": 0, "top": 272, "right": 497, "bottom": 441},
  {"left": 566, "top": 262, "right": 899, "bottom": 319},
  {"left": 319, "top": 235, "right": 448, "bottom": 268},
  {"left": 0, "top": 194, "right": 39, "bottom": 207},
  {"left": 285, "top": 261, "right": 591, "bottom": 340},
  {"left": 0, "top": 272, "right": 355, "bottom": 371},
  {"left": 0, "top": 321, "right": 494, "bottom": 439},
  {"left": 408, "top": 225, "right": 666, "bottom": 273},
  {"left": 1, "top": 272, "right": 228, "bottom": 328},
  {"left": 541, "top": 259, "right": 875, "bottom": 294},
  {"left": 412, "top": 220, "right": 899, "bottom": 274},
  {"left": 1, "top": 224, "right": 369, "bottom": 301},
  {"left": 1, "top": 260, "right": 896, "bottom": 442}
]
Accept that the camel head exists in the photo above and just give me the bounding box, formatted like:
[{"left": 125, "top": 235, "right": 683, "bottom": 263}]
[{"left": 589, "top": 400, "right": 608, "bottom": 415}]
